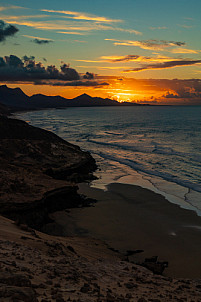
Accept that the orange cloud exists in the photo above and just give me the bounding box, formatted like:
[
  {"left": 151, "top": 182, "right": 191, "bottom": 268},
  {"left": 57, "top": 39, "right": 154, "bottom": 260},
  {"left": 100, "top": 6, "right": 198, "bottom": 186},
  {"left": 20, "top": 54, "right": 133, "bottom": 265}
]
[
  {"left": 76, "top": 59, "right": 103, "bottom": 63},
  {"left": 100, "top": 54, "right": 174, "bottom": 63},
  {"left": 0, "top": 6, "right": 26, "bottom": 12},
  {"left": 23, "top": 34, "right": 53, "bottom": 41},
  {"left": 57, "top": 31, "right": 86, "bottom": 35},
  {"left": 170, "top": 48, "right": 200, "bottom": 54},
  {"left": 4, "top": 18, "right": 141, "bottom": 35},
  {"left": 105, "top": 39, "right": 185, "bottom": 50},
  {"left": 41, "top": 9, "right": 122, "bottom": 23},
  {"left": 124, "top": 60, "right": 201, "bottom": 73}
]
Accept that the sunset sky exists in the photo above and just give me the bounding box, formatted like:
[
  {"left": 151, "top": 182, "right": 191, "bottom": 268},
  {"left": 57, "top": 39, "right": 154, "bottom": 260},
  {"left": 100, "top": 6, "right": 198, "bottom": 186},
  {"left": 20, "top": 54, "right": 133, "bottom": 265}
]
[{"left": 0, "top": 0, "right": 201, "bottom": 104}]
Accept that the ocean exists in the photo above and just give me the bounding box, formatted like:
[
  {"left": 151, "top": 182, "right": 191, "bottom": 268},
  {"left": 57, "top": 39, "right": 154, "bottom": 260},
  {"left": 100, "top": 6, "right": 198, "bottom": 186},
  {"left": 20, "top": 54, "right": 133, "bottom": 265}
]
[{"left": 17, "top": 105, "right": 201, "bottom": 216}]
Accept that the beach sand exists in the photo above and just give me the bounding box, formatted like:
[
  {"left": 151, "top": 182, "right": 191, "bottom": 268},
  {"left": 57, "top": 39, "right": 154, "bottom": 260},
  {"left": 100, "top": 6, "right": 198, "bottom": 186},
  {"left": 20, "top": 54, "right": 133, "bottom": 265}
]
[
  {"left": 50, "top": 182, "right": 201, "bottom": 279},
  {"left": 2, "top": 214, "right": 201, "bottom": 301}
]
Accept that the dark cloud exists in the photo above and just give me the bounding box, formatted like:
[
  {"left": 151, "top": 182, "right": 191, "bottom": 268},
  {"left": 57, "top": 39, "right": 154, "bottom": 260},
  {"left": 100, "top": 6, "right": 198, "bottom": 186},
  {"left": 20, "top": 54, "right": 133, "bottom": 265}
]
[
  {"left": 4, "top": 55, "right": 23, "bottom": 67},
  {"left": 0, "top": 54, "right": 107, "bottom": 86},
  {"left": 124, "top": 60, "right": 201, "bottom": 72},
  {"left": 22, "top": 55, "right": 35, "bottom": 62},
  {"left": 110, "top": 55, "right": 141, "bottom": 62},
  {"left": 83, "top": 72, "right": 95, "bottom": 79},
  {"left": 0, "top": 55, "right": 80, "bottom": 82},
  {"left": 0, "top": 20, "right": 19, "bottom": 42},
  {"left": 32, "top": 38, "right": 53, "bottom": 45},
  {"left": 163, "top": 92, "right": 180, "bottom": 98},
  {"left": 60, "top": 63, "right": 80, "bottom": 80},
  {"left": 162, "top": 79, "right": 201, "bottom": 99},
  {"left": 34, "top": 80, "right": 109, "bottom": 87},
  {"left": 141, "top": 39, "right": 185, "bottom": 48},
  {"left": 172, "top": 41, "right": 185, "bottom": 46}
]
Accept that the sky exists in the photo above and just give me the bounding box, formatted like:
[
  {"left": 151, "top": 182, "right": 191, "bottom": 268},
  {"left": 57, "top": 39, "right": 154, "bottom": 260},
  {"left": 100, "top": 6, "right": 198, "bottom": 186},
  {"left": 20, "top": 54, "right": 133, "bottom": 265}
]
[{"left": 0, "top": 0, "right": 201, "bottom": 104}]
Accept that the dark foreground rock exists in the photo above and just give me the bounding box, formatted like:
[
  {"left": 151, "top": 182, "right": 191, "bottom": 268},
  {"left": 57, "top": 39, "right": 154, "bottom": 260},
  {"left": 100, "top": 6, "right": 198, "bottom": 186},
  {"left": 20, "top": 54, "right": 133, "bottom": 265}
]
[
  {"left": 0, "top": 101, "right": 11, "bottom": 116},
  {"left": 0, "top": 115, "right": 97, "bottom": 229},
  {"left": 140, "top": 256, "right": 169, "bottom": 275}
]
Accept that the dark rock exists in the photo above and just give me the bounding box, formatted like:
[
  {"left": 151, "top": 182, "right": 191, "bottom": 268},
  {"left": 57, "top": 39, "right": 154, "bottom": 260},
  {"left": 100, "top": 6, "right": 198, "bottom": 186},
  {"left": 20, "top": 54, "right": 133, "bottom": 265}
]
[
  {"left": 124, "top": 282, "right": 137, "bottom": 289},
  {"left": 106, "top": 292, "right": 116, "bottom": 302},
  {"left": 67, "top": 245, "right": 76, "bottom": 254},
  {"left": 145, "top": 256, "right": 158, "bottom": 263},
  {"left": 140, "top": 257, "right": 168, "bottom": 275},
  {"left": 80, "top": 283, "right": 91, "bottom": 293},
  {"left": 108, "top": 247, "right": 119, "bottom": 253},
  {"left": 0, "top": 115, "right": 97, "bottom": 231},
  {"left": 0, "top": 285, "right": 38, "bottom": 302},
  {"left": 56, "top": 297, "right": 65, "bottom": 302},
  {"left": 0, "top": 272, "right": 31, "bottom": 287},
  {"left": 1, "top": 184, "right": 95, "bottom": 231},
  {"left": 126, "top": 249, "right": 144, "bottom": 256}
]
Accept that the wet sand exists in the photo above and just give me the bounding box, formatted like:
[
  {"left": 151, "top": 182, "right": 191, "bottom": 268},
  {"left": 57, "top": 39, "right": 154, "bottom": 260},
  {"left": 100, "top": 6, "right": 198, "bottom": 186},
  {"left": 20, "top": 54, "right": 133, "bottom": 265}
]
[{"left": 51, "top": 182, "right": 201, "bottom": 279}]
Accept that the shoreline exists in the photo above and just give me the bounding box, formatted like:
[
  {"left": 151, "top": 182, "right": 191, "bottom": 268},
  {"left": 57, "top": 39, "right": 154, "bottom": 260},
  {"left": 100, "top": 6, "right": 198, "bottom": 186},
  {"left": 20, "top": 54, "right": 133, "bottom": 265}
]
[
  {"left": 7, "top": 109, "right": 201, "bottom": 276},
  {"left": 49, "top": 182, "right": 201, "bottom": 279},
  {"left": 90, "top": 154, "right": 201, "bottom": 217},
  {"left": 16, "top": 106, "right": 201, "bottom": 217},
  {"left": 1, "top": 114, "right": 201, "bottom": 300}
]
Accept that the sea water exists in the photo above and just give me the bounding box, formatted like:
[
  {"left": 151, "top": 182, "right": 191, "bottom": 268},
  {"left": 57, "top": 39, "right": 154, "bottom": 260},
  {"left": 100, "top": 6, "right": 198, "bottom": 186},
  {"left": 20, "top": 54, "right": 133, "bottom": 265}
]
[{"left": 17, "top": 105, "right": 201, "bottom": 215}]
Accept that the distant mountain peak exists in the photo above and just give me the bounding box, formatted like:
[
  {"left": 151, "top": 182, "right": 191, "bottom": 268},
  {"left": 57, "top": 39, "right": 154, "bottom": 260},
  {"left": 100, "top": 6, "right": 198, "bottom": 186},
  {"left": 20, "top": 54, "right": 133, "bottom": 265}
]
[
  {"left": 74, "top": 93, "right": 93, "bottom": 99},
  {"left": 81, "top": 93, "right": 91, "bottom": 97}
]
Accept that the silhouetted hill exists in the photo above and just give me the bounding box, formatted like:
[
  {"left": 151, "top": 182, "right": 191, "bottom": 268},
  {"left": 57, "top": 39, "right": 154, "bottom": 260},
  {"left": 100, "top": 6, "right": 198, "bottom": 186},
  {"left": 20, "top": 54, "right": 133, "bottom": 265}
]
[
  {"left": 69, "top": 94, "right": 119, "bottom": 106},
  {"left": 0, "top": 85, "right": 32, "bottom": 109},
  {"left": 0, "top": 85, "right": 148, "bottom": 111},
  {"left": 30, "top": 94, "right": 69, "bottom": 108}
]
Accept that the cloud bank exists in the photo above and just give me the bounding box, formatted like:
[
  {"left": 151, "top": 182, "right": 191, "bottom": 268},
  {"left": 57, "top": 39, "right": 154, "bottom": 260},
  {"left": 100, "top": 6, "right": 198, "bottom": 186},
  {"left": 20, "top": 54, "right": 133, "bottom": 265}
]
[
  {"left": 0, "top": 54, "right": 108, "bottom": 87},
  {"left": 161, "top": 79, "right": 201, "bottom": 100}
]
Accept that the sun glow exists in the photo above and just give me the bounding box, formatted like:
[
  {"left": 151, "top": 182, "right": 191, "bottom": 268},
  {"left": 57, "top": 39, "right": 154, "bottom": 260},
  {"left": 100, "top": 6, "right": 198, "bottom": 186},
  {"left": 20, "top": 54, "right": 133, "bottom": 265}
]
[{"left": 111, "top": 92, "right": 141, "bottom": 102}]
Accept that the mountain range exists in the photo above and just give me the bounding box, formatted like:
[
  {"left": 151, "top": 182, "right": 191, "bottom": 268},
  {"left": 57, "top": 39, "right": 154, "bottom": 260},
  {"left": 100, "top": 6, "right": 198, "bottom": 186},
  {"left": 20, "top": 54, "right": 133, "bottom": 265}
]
[{"left": 0, "top": 85, "right": 148, "bottom": 112}]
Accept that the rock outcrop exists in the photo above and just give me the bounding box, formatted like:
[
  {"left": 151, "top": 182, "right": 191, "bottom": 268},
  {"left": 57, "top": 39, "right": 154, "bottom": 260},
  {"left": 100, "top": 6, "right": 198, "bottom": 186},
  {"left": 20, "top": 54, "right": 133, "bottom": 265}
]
[{"left": 0, "top": 115, "right": 97, "bottom": 229}]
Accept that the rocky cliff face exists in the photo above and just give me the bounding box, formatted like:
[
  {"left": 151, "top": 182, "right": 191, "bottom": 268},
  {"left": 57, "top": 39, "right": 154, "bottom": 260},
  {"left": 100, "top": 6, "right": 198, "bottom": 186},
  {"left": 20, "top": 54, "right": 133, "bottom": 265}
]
[{"left": 0, "top": 116, "right": 97, "bottom": 229}]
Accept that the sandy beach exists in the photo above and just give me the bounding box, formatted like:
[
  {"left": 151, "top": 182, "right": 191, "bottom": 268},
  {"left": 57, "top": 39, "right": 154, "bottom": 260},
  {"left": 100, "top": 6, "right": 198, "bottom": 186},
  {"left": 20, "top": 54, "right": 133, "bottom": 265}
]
[
  {"left": 1, "top": 211, "right": 201, "bottom": 302},
  {"left": 49, "top": 182, "right": 201, "bottom": 279}
]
